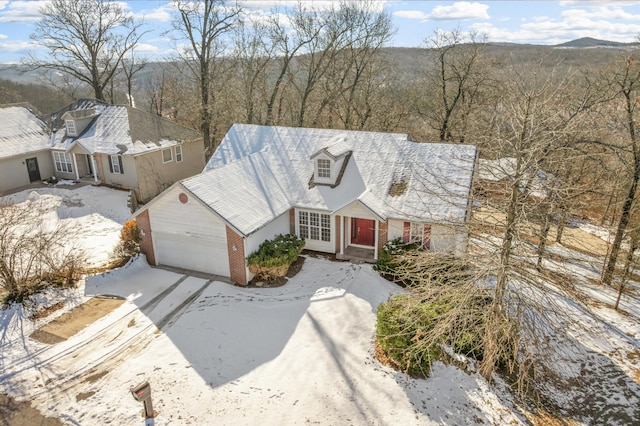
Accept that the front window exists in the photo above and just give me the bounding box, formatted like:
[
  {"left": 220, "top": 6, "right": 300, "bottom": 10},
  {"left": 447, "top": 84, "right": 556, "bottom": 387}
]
[
  {"left": 317, "top": 158, "right": 331, "bottom": 178},
  {"left": 53, "top": 151, "right": 73, "bottom": 173},
  {"left": 162, "top": 148, "right": 173, "bottom": 163},
  {"left": 175, "top": 145, "right": 183, "bottom": 162},
  {"left": 299, "top": 211, "right": 331, "bottom": 242},
  {"left": 110, "top": 155, "right": 122, "bottom": 174},
  {"left": 410, "top": 222, "right": 423, "bottom": 244}
]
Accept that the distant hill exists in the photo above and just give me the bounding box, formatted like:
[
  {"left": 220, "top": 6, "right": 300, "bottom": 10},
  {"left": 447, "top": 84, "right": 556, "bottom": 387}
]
[{"left": 554, "top": 37, "right": 638, "bottom": 48}]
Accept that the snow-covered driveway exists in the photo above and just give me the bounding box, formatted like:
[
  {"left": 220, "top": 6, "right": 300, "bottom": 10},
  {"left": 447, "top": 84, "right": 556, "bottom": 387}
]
[{"left": 1, "top": 256, "right": 524, "bottom": 425}]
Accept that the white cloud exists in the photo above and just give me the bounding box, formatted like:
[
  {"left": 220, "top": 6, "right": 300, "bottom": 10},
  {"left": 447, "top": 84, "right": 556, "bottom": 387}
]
[
  {"left": 134, "top": 4, "right": 173, "bottom": 22},
  {"left": 394, "top": 10, "right": 429, "bottom": 20},
  {"left": 0, "top": 0, "right": 46, "bottom": 23},
  {"left": 428, "top": 2, "right": 489, "bottom": 20},
  {"left": 0, "top": 38, "right": 36, "bottom": 52},
  {"left": 394, "top": 2, "right": 489, "bottom": 22}
]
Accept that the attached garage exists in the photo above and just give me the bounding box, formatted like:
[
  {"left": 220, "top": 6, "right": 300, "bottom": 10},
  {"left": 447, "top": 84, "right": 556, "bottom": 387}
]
[
  {"left": 140, "top": 185, "right": 233, "bottom": 278},
  {"left": 153, "top": 231, "right": 230, "bottom": 276}
]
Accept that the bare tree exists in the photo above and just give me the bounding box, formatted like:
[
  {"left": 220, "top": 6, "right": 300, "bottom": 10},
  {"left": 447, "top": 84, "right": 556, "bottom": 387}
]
[
  {"left": 600, "top": 52, "right": 640, "bottom": 286},
  {"left": 0, "top": 200, "right": 86, "bottom": 303},
  {"left": 231, "top": 20, "right": 273, "bottom": 124},
  {"left": 120, "top": 53, "right": 147, "bottom": 107},
  {"left": 170, "top": 0, "right": 242, "bottom": 156},
  {"left": 416, "top": 29, "right": 491, "bottom": 143},
  {"left": 474, "top": 62, "right": 601, "bottom": 380},
  {"left": 26, "top": 0, "right": 146, "bottom": 102}
]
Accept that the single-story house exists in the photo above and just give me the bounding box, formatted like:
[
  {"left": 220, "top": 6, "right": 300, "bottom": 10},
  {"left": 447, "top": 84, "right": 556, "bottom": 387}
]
[
  {"left": 46, "top": 99, "right": 206, "bottom": 203},
  {"left": 0, "top": 104, "right": 54, "bottom": 194},
  {"left": 0, "top": 100, "right": 205, "bottom": 203},
  {"left": 134, "top": 124, "right": 478, "bottom": 285}
]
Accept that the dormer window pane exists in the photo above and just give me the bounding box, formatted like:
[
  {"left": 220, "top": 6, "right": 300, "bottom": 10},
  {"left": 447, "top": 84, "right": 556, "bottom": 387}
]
[
  {"left": 66, "top": 120, "right": 76, "bottom": 135},
  {"left": 317, "top": 158, "right": 331, "bottom": 178}
]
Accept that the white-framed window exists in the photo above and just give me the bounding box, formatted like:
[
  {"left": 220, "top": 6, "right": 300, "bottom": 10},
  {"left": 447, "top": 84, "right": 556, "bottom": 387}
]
[
  {"left": 53, "top": 151, "right": 73, "bottom": 173},
  {"left": 299, "top": 211, "right": 331, "bottom": 242},
  {"left": 65, "top": 120, "right": 76, "bottom": 136},
  {"left": 410, "top": 222, "right": 423, "bottom": 244},
  {"left": 317, "top": 158, "right": 331, "bottom": 178},
  {"left": 109, "top": 155, "right": 123, "bottom": 174},
  {"left": 405, "top": 222, "right": 431, "bottom": 249},
  {"left": 162, "top": 148, "right": 173, "bottom": 163},
  {"left": 175, "top": 145, "right": 183, "bottom": 162}
]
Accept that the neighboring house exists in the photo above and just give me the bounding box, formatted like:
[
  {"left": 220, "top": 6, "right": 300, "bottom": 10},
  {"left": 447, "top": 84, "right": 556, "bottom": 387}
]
[
  {"left": 134, "top": 124, "right": 478, "bottom": 285},
  {"left": 478, "top": 157, "right": 555, "bottom": 199},
  {"left": 0, "top": 104, "right": 54, "bottom": 194},
  {"left": 47, "top": 99, "right": 205, "bottom": 203}
]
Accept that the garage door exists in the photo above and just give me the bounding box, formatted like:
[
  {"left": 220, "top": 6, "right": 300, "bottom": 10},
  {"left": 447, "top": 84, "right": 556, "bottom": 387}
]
[{"left": 154, "top": 232, "right": 231, "bottom": 277}]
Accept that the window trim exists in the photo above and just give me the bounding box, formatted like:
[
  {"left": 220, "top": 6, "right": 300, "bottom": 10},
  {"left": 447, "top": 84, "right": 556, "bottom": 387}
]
[
  {"left": 65, "top": 119, "right": 76, "bottom": 136},
  {"left": 175, "top": 145, "right": 183, "bottom": 162},
  {"left": 53, "top": 151, "right": 73, "bottom": 173},
  {"left": 109, "top": 154, "right": 123, "bottom": 174},
  {"left": 298, "top": 210, "right": 331, "bottom": 242},
  {"left": 317, "top": 158, "right": 331, "bottom": 179},
  {"left": 162, "top": 148, "right": 173, "bottom": 163}
]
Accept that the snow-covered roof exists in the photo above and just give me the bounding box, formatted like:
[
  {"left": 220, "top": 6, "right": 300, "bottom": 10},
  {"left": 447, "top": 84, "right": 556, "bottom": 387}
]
[
  {"left": 182, "top": 124, "right": 477, "bottom": 237},
  {"left": 48, "top": 99, "right": 202, "bottom": 156},
  {"left": 0, "top": 105, "right": 50, "bottom": 159}
]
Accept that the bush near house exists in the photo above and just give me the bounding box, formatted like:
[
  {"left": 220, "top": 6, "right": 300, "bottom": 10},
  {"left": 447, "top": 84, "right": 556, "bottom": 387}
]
[
  {"left": 247, "top": 234, "right": 305, "bottom": 281},
  {"left": 111, "top": 220, "right": 140, "bottom": 266},
  {"left": 375, "top": 238, "right": 472, "bottom": 287},
  {"left": 375, "top": 246, "right": 506, "bottom": 378}
]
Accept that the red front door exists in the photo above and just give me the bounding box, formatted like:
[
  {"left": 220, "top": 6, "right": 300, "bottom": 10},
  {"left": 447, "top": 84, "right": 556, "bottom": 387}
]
[{"left": 351, "top": 218, "right": 375, "bottom": 247}]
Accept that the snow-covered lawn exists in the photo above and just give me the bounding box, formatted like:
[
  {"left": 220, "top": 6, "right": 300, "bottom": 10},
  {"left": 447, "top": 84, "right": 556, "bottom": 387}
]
[{"left": 1, "top": 185, "right": 639, "bottom": 424}]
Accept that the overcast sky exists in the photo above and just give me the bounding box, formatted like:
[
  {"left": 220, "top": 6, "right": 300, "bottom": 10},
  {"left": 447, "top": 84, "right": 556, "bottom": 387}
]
[{"left": 1, "top": 1, "right": 640, "bottom": 63}]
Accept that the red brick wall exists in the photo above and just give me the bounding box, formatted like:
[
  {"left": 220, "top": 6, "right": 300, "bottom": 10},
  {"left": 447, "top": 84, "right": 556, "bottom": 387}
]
[
  {"left": 289, "top": 208, "right": 295, "bottom": 234},
  {"left": 226, "top": 226, "right": 247, "bottom": 285},
  {"left": 136, "top": 210, "right": 156, "bottom": 265},
  {"left": 378, "top": 220, "right": 388, "bottom": 254}
]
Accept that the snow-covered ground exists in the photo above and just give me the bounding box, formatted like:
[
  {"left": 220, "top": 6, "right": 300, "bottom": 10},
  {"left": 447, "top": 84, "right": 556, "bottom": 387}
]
[{"left": 1, "top": 185, "right": 639, "bottom": 425}]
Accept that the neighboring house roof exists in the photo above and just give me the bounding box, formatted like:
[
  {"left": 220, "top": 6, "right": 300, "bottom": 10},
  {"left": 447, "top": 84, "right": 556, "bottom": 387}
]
[
  {"left": 0, "top": 104, "right": 50, "bottom": 159},
  {"left": 479, "top": 157, "right": 555, "bottom": 199},
  {"left": 180, "top": 124, "right": 477, "bottom": 237},
  {"left": 47, "top": 99, "right": 202, "bottom": 156}
]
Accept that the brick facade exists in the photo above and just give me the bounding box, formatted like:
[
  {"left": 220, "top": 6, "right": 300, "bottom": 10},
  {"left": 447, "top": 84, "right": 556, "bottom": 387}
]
[
  {"left": 377, "top": 220, "right": 388, "bottom": 255},
  {"left": 289, "top": 208, "right": 295, "bottom": 234},
  {"left": 135, "top": 209, "right": 156, "bottom": 265},
  {"left": 226, "top": 226, "right": 247, "bottom": 285}
]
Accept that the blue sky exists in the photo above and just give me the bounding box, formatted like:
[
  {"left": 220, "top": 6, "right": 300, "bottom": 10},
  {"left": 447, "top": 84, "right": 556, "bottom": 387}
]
[{"left": 1, "top": 1, "right": 640, "bottom": 63}]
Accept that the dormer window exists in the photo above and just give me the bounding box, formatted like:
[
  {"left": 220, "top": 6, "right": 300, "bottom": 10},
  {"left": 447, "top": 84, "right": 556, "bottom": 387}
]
[
  {"left": 310, "top": 139, "right": 353, "bottom": 188},
  {"left": 66, "top": 119, "right": 76, "bottom": 136},
  {"left": 317, "top": 158, "right": 331, "bottom": 178}
]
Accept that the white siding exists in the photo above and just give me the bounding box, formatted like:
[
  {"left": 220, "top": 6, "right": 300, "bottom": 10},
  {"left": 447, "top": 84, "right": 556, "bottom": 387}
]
[
  {"left": 431, "top": 224, "right": 468, "bottom": 256},
  {"left": 387, "top": 219, "right": 405, "bottom": 242},
  {"left": 245, "top": 212, "right": 291, "bottom": 256},
  {"left": 0, "top": 151, "right": 53, "bottom": 194},
  {"left": 149, "top": 185, "right": 230, "bottom": 276},
  {"left": 149, "top": 186, "right": 227, "bottom": 241}
]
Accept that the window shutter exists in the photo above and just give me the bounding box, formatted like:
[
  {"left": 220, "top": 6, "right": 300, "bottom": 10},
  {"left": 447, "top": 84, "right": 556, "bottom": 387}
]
[
  {"left": 108, "top": 155, "right": 113, "bottom": 173},
  {"left": 403, "top": 222, "right": 410, "bottom": 243},
  {"left": 118, "top": 156, "right": 124, "bottom": 174},
  {"left": 423, "top": 225, "right": 431, "bottom": 250}
]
